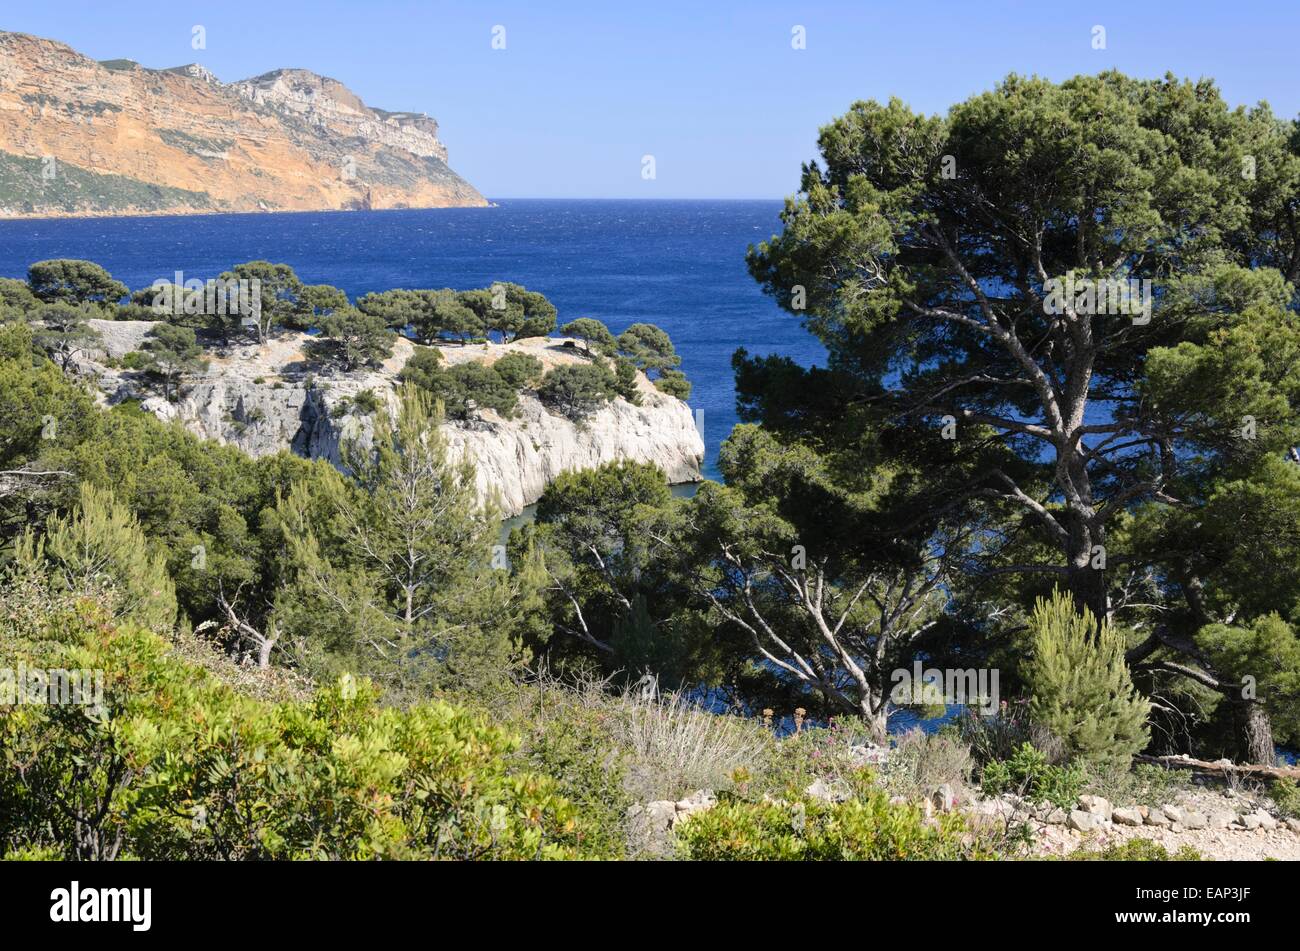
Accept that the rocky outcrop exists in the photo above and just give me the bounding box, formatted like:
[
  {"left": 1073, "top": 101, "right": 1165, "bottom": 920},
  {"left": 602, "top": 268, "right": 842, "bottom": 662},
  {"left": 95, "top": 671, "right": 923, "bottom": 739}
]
[
  {"left": 74, "top": 320, "right": 704, "bottom": 515},
  {"left": 0, "top": 30, "right": 485, "bottom": 217}
]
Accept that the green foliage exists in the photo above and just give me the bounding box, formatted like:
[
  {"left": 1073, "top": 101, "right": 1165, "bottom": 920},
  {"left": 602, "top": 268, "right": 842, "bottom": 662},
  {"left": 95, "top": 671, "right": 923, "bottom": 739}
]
[
  {"left": 612, "top": 356, "right": 642, "bottom": 405},
  {"left": 1025, "top": 591, "right": 1150, "bottom": 769},
  {"left": 15, "top": 482, "right": 177, "bottom": 630},
  {"left": 979, "top": 743, "right": 1087, "bottom": 809},
  {"left": 298, "top": 284, "right": 350, "bottom": 327},
  {"left": 357, "top": 288, "right": 483, "bottom": 344},
  {"left": 138, "top": 323, "right": 207, "bottom": 399},
  {"left": 617, "top": 323, "right": 680, "bottom": 373},
  {"left": 1067, "top": 839, "right": 1205, "bottom": 861},
  {"left": 27, "top": 259, "right": 127, "bottom": 306},
  {"left": 653, "top": 367, "right": 691, "bottom": 399},
  {"left": 309, "top": 308, "right": 396, "bottom": 370},
  {"left": 0, "top": 152, "right": 214, "bottom": 216},
  {"left": 272, "top": 384, "right": 536, "bottom": 693},
  {"left": 25, "top": 301, "right": 103, "bottom": 370},
  {"left": 0, "top": 595, "right": 577, "bottom": 860},
  {"left": 491, "top": 351, "right": 544, "bottom": 389},
  {"left": 1195, "top": 614, "right": 1300, "bottom": 740},
  {"left": 676, "top": 790, "right": 997, "bottom": 860},
  {"left": 459, "top": 283, "right": 557, "bottom": 342},
  {"left": 560, "top": 317, "right": 617, "bottom": 355},
  {"left": 398, "top": 347, "right": 523, "bottom": 419},
  {"left": 520, "top": 461, "right": 685, "bottom": 675},
  {"left": 218, "top": 260, "right": 305, "bottom": 343},
  {"left": 1268, "top": 778, "right": 1300, "bottom": 818},
  {"left": 537, "top": 362, "right": 618, "bottom": 420}
]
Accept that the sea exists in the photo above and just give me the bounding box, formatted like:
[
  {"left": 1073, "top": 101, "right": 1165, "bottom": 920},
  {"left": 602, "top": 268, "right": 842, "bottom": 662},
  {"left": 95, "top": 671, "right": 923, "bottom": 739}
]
[{"left": 0, "top": 198, "right": 826, "bottom": 479}]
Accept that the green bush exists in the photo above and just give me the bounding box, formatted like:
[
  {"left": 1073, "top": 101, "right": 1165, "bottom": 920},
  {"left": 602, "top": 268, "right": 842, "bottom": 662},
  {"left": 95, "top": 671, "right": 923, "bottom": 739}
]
[
  {"left": 537, "top": 363, "right": 618, "bottom": 420},
  {"left": 676, "top": 790, "right": 998, "bottom": 861},
  {"left": 1067, "top": 839, "right": 1205, "bottom": 861},
  {"left": 492, "top": 351, "right": 544, "bottom": 389},
  {"left": 0, "top": 593, "right": 578, "bottom": 861},
  {"left": 399, "top": 348, "right": 521, "bottom": 419},
  {"left": 979, "top": 742, "right": 1086, "bottom": 809},
  {"left": 1024, "top": 590, "right": 1150, "bottom": 769},
  {"left": 1268, "top": 777, "right": 1300, "bottom": 818}
]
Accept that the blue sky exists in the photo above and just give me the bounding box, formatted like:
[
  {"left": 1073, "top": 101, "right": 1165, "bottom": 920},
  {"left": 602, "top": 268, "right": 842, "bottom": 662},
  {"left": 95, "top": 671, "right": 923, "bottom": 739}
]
[{"left": 7, "top": 1, "right": 1299, "bottom": 198}]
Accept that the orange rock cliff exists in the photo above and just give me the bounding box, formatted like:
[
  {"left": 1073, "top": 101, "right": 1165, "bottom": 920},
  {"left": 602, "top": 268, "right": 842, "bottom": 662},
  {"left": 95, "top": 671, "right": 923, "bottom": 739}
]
[{"left": 0, "top": 30, "right": 487, "bottom": 217}]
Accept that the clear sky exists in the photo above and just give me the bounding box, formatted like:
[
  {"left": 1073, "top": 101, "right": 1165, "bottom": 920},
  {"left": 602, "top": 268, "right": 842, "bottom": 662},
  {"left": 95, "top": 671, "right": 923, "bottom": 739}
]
[{"left": 6, "top": 1, "right": 1298, "bottom": 198}]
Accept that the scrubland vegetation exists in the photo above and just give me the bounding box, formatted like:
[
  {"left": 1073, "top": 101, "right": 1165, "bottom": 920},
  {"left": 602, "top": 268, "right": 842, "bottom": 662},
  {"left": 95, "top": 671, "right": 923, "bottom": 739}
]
[{"left": 4, "top": 68, "right": 1300, "bottom": 860}]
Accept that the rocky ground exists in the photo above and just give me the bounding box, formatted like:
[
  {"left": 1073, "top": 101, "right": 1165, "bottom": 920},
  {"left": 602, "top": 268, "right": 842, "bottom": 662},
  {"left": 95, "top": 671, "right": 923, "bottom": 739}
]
[
  {"left": 969, "top": 784, "right": 1300, "bottom": 860},
  {"left": 630, "top": 742, "right": 1300, "bottom": 860}
]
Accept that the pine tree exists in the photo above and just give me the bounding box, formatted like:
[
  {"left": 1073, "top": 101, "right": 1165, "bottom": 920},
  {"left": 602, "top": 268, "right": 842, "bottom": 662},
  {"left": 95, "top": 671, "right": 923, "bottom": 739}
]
[
  {"left": 272, "top": 383, "right": 535, "bottom": 691},
  {"left": 1024, "top": 589, "right": 1150, "bottom": 769},
  {"left": 17, "top": 482, "right": 177, "bottom": 630}
]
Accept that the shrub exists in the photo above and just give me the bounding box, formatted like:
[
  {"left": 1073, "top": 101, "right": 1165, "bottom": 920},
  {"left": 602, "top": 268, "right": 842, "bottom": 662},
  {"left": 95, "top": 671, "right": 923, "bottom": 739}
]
[
  {"left": 1024, "top": 590, "right": 1150, "bottom": 769},
  {"left": 980, "top": 742, "right": 1087, "bottom": 809},
  {"left": 676, "top": 790, "right": 999, "bottom": 860},
  {"left": 399, "top": 348, "right": 521, "bottom": 419},
  {"left": 537, "top": 363, "right": 618, "bottom": 420},
  {"left": 881, "top": 729, "right": 973, "bottom": 802},
  {"left": 0, "top": 592, "right": 579, "bottom": 861},
  {"left": 956, "top": 700, "right": 1038, "bottom": 766},
  {"left": 559, "top": 317, "right": 616, "bottom": 355},
  {"left": 1067, "top": 839, "right": 1205, "bottom": 861},
  {"left": 492, "top": 351, "right": 544, "bottom": 389},
  {"left": 653, "top": 368, "right": 691, "bottom": 399},
  {"left": 615, "top": 679, "right": 769, "bottom": 803},
  {"left": 1085, "top": 761, "right": 1190, "bottom": 809},
  {"left": 1268, "top": 777, "right": 1300, "bottom": 818}
]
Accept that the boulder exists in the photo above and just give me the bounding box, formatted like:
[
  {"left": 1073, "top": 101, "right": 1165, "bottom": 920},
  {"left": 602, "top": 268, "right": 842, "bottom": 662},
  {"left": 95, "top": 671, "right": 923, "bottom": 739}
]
[
  {"left": 931, "top": 783, "right": 957, "bottom": 813},
  {"left": 1144, "top": 810, "right": 1172, "bottom": 828},
  {"left": 1180, "top": 811, "right": 1208, "bottom": 830},
  {"left": 1067, "top": 809, "right": 1101, "bottom": 832},
  {"left": 1112, "top": 806, "right": 1145, "bottom": 827},
  {"left": 1161, "top": 804, "right": 1185, "bottom": 823},
  {"left": 847, "top": 744, "right": 890, "bottom": 767},
  {"left": 1284, "top": 818, "right": 1300, "bottom": 834},
  {"left": 674, "top": 789, "right": 717, "bottom": 819},
  {"left": 1077, "top": 794, "right": 1113, "bottom": 821},
  {"left": 806, "top": 778, "right": 851, "bottom": 803}
]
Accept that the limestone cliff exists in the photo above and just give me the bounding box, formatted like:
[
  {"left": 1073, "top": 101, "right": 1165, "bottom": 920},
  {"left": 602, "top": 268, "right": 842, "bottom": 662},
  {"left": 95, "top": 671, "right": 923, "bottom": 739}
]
[
  {"left": 74, "top": 320, "right": 704, "bottom": 515},
  {"left": 0, "top": 31, "right": 486, "bottom": 217}
]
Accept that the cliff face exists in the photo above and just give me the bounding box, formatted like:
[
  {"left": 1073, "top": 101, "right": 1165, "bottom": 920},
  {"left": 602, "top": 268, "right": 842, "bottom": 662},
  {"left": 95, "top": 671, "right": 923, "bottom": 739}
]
[
  {"left": 75, "top": 321, "right": 704, "bottom": 515},
  {"left": 0, "top": 31, "right": 486, "bottom": 218}
]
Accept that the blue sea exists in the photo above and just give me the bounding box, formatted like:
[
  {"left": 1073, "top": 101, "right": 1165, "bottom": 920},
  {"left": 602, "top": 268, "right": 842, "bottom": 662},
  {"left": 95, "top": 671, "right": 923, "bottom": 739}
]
[{"left": 0, "top": 199, "right": 825, "bottom": 478}]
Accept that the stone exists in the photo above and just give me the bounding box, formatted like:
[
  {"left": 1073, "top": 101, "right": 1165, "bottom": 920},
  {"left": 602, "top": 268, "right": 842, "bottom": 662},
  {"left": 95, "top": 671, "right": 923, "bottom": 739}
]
[
  {"left": 673, "top": 789, "right": 717, "bottom": 819},
  {"left": 931, "top": 783, "right": 957, "bottom": 813},
  {"left": 1161, "top": 804, "right": 1185, "bottom": 823},
  {"left": 1067, "top": 809, "right": 1101, "bottom": 832},
  {"left": 806, "top": 778, "right": 851, "bottom": 804},
  {"left": 1180, "top": 811, "right": 1208, "bottom": 830},
  {"left": 1255, "top": 812, "right": 1278, "bottom": 831},
  {"left": 1284, "top": 818, "right": 1300, "bottom": 834},
  {"left": 1144, "top": 810, "right": 1172, "bottom": 828},
  {"left": 1209, "top": 812, "right": 1234, "bottom": 830},
  {"left": 847, "top": 744, "right": 890, "bottom": 767},
  {"left": 1237, "top": 813, "right": 1263, "bottom": 830},
  {"left": 1112, "top": 806, "right": 1145, "bottom": 827},
  {"left": 1077, "top": 794, "right": 1113, "bottom": 821}
]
